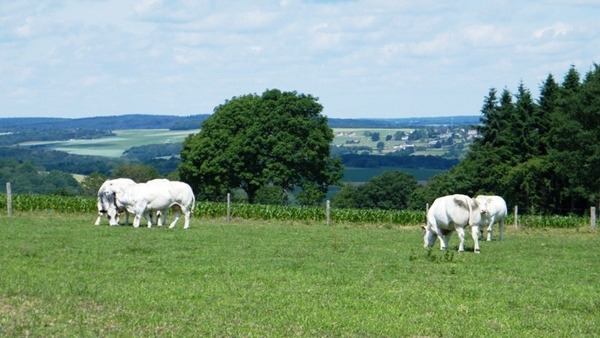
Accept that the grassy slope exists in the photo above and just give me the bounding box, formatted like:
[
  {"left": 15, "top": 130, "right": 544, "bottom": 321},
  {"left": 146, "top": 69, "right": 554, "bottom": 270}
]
[{"left": 1, "top": 212, "right": 598, "bottom": 337}]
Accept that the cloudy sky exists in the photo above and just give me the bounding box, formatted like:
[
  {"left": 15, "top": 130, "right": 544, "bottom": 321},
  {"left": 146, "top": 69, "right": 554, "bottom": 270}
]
[{"left": 1, "top": 0, "right": 599, "bottom": 119}]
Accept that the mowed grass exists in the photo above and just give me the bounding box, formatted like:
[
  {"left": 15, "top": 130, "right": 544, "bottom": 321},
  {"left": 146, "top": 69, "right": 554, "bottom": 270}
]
[{"left": 1, "top": 213, "right": 599, "bottom": 337}]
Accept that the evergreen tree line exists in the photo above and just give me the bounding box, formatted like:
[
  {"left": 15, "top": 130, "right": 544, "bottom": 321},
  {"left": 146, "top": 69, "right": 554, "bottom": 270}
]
[{"left": 418, "top": 64, "right": 600, "bottom": 215}]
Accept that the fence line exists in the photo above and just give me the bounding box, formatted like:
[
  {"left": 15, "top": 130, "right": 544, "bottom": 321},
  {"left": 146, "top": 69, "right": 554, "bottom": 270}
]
[
  {"left": 1, "top": 184, "right": 598, "bottom": 229},
  {"left": 6, "top": 182, "right": 11, "bottom": 216},
  {"left": 227, "top": 193, "right": 231, "bottom": 222}
]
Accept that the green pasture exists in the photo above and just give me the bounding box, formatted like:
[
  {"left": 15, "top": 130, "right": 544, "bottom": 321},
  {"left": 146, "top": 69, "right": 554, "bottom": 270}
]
[
  {"left": 18, "top": 129, "right": 200, "bottom": 158},
  {"left": 1, "top": 212, "right": 598, "bottom": 337}
]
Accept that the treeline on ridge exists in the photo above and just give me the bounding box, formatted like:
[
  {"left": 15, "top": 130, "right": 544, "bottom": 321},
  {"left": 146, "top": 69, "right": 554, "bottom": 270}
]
[
  {"left": 340, "top": 153, "right": 458, "bottom": 170},
  {"left": 0, "top": 114, "right": 211, "bottom": 132}
]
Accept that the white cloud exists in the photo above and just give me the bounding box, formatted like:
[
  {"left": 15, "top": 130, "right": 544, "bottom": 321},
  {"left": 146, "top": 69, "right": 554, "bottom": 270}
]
[
  {"left": 532, "top": 22, "right": 571, "bottom": 39},
  {"left": 0, "top": 0, "right": 599, "bottom": 118},
  {"left": 462, "top": 25, "right": 507, "bottom": 46}
]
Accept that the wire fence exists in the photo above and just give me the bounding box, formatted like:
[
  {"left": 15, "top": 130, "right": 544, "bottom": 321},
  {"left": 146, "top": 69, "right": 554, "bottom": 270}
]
[{"left": 1, "top": 183, "right": 597, "bottom": 229}]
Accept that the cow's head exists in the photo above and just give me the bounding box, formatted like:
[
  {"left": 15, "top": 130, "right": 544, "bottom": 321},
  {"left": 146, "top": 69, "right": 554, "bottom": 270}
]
[
  {"left": 105, "top": 192, "right": 121, "bottom": 226},
  {"left": 421, "top": 224, "right": 437, "bottom": 248},
  {"left": 474, "top": 195, "right": 489, "bottom": 215}
]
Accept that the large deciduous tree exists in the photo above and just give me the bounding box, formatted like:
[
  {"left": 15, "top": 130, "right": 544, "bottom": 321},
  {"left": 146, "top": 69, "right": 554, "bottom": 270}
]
[{"left": 179, "top": 89, "right": 344, "bottom": 204}]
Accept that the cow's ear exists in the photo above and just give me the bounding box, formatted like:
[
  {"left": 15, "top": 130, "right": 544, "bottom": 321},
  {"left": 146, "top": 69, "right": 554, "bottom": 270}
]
[{"left": 487, "top": 198, "right": 492, "bottom": 203}]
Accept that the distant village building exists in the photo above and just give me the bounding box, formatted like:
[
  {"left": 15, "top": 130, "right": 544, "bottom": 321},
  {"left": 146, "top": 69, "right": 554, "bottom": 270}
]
[{"left": 467, "top": 129, "right": 480, "bottom": 140}]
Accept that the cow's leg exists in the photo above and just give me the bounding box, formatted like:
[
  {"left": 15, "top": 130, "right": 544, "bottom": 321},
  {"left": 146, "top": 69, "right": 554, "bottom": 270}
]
[
  {"left": 168, "top": 211, "right": 181, "bottom": 229},
  {"left": 157, "top": 210, "right": 167, "bottom": 227},
  {"left": 95, "top": 212, "right": 103, "bottom": 226},
  {"left": 133, "top": 214, "right": 142, "bottom": 228},
  {"left": 156, "top": 210, "right": 162, "bottom": 226},
  {"left": 169, "top": 207, "right": 182, "bottom": 229},
  {"left": 144, "top": 211, "right": 154, "bottom": 228},
  {"left": 486, "top": 216, "right": 495, "bottom": 241},
  {"left": 439, "top": 231, "right": 451, "bottom": 250},
  {"left": 183, "top": 209, "right": 190, "bottom": 229},
  {"left": 124, "top": 211, "right": 130, "bottom": 226},
  {"left": 471, "top": 225, "right": 481, "bottom": 253},
  {"left": 455, "top": 227, "right": 466, "bottom": 252},
  {"left": 438, "top": 235, "right": 447, "bottom": 250}
]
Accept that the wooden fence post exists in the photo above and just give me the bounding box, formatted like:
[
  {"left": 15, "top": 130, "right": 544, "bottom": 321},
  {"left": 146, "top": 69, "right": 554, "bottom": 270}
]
[
  {"left": 227, "top": 193, "right": 231, "bottom": 222},
  {"left": 326, "top": 200, "right": 330, "bottom": 226},
  {"left": 6, "top": 182, "right": 12, "bottom": 216},
  {"left": 591, "top": 206, "right": 596, "bottom": 230},
  {"left": 514, "top": 205, "right": 518, "bottom": 229}
]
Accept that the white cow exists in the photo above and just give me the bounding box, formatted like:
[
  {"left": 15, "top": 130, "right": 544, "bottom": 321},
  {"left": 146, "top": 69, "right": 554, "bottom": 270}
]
[
  {"left": 474, "top": 195, "right": 508, "bottom": 241},
  {"left": 95, "top": 178, "right": 136, "bottom": 226},
  {"left": 107, "top": 180, "right": 195, "bottom": 229},
  {"left": 422, "top": 194, "right": 482, "bottom": 253},
  {"left": 145, "top": 178, "right": 171, "bottom": 226}
]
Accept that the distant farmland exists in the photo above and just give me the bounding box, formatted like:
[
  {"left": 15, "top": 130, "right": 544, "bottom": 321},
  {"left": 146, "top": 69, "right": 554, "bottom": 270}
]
[
  {"left": 18, "top": 129, "right": 200, "bottom": 157},
  {"left": 19, "top": 128, "right": 449, "bottom": 183}
]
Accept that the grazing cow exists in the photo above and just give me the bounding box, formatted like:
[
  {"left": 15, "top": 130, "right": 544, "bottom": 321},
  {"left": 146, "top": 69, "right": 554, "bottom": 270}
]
[
  {"left": 423, "top": 194, "right": 482, "bottom": 253},
  {"left": 474, "top": 195, "right": 508, "bottom": 241},
  {"left": 95, "top": 178, "right": 136, "bottom": 226},
  {"left": 107, "top": 180, "right": 195, "bottom": 229}
]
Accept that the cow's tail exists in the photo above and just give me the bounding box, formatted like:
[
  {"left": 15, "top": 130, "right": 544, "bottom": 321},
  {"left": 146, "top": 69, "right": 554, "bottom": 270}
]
[
  {"left": 465, "top": 195, "right": 474, "bottom": 227},
  {"left": 191, "top": 193, "right": 196, "bottom": 217}
]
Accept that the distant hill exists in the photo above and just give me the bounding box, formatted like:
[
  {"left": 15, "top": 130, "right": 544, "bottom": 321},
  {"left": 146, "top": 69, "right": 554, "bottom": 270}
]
[
  {"left": 0, "top": 114, "right": 211, "bottom": 132},
  {"left": 327, "top": 115, "right": 480, "bottom": 128},
  {"left": 0, "top": 114, "right": 480, "bottom": 132}
]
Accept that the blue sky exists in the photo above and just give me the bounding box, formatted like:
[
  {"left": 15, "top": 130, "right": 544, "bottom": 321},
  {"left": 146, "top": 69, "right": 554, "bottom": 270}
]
[{"left": 1, "top": 0, "right": 599, "bottom": 119}]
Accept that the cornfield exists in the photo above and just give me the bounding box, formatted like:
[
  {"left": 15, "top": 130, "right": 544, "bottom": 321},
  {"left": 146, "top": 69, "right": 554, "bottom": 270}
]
[
  {"left": 0, "top": 194, "right": 96, "bottom": 213},
  {"left": 0, "top": 193, "right": 591, "bottom": 228}
]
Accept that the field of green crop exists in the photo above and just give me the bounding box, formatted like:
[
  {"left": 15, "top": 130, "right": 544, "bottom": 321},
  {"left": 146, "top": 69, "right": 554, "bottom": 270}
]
[{"left": 1, "top": 212, "right": 598, "bottom": 337}]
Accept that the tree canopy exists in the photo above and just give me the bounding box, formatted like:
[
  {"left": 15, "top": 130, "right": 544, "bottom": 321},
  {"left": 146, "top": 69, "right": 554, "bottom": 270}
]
[
  {"left": 179, "top": 89, "right": 344, "bottom": 204},
  {"left": 331, "top": 171, "right": 418, "bottom": 210}
]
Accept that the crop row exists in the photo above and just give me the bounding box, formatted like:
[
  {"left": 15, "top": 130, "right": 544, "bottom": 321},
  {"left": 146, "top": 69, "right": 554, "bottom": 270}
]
[{"left": 0, "top": 193, "right": 591, "bottom": 228}]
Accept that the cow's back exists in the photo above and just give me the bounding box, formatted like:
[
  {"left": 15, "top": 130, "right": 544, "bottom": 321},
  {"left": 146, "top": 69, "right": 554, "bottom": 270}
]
[
  {"left": 132, "top": 180, "right": 194, "bottom": 211},
  {"left": 488, "top": 196, "right": 508, "bottom": 218},
  {"left": 131, "top": 181, "right": 172, "bottom": 210},
  {"left": 166, "top": 181, "right": 195, "bottom": 207},
  {"left": 427, "top": 194, "right": 471, "bottom": 229},
  {"left": 98, "top": 178, "right": 136, "bottom": 208}
]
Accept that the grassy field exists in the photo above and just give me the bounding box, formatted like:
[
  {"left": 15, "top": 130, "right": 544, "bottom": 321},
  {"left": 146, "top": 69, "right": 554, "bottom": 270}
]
[{"left": 1, "top": 212, "right": 598, "bottom": 337}]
